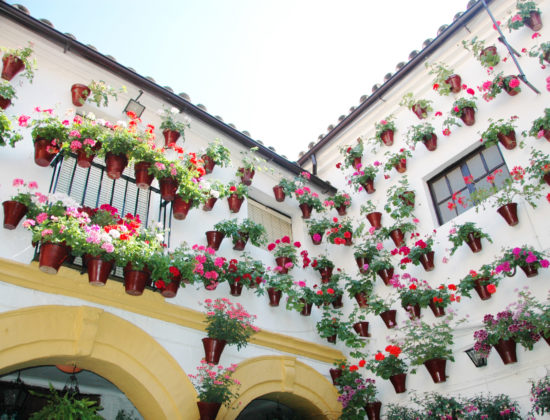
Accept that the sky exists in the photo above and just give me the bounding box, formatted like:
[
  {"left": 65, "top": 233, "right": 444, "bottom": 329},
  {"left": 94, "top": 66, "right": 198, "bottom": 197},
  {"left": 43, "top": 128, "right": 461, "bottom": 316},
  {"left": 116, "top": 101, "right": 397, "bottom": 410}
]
[{"left": 7, "top": 1, "right": 465, "bottom": 160}]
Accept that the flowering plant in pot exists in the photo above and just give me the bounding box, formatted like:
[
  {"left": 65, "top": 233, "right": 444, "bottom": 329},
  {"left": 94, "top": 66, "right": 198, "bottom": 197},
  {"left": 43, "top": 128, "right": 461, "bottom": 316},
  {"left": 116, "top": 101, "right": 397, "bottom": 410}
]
[
  {"left": 462, "top": 36, "right": 500, "bottom": 68},
  {"left": 344, "top": 274, "right": 374, "bottom": 303},
  {"left": 324, "top": 191, "right": 352, "bottom": 215},
  {"left": 366, "top": 345, "right": 408, "bottom": 383},
  {"left": 315, "top": 307, "right": 364, "bottom": 349},
  {"left": 289, "top": 281, "right": 322, "bottom": 314},
  {"left": 0, "top": 80, "right": 17, "bottom": 108},
  {"left": 200, "top": 139, "right": 231, "bottom": 173},
  {"left": 496, "top": 245, "right": 549, "bottom": 277},
  {"left": 85, "top": 80, "right": 126, "bottom": 107},
  {"left": 97, "top": 118, "right": 142, "bottom": 179},
  {"left": 338, "top": 138, "right": 364, "bottom": 169},
  {"left": 267, "top": 236, "right": 301, "bottom": 272},
  {"left": 128, "top": 135, "right": 162, "bottom": 182},
  {"left": 448, "top": 222, "right": 492, "bottom": 255},
  {"left": 512, "top": 289, "right": 550, "bottom": 343},
  {"left": 315, "top": 277, "right": 345, "bottom": 308},
  {"left": 526, "top": 149, "right": 550, "bottom": 187},
  {"left": 158, "top": 106, "right": 190, "bottom": 145},
  {"left": 368, "top": 252, "right": 394, "bottom": 285},
  {"left": 188, "top": 360, "right": 241, "bottom": 415},
  {"left": 529, "top": 375, "right": 550, "bottom": 417},
  {"left": 506, "top": 0, "right": 542, "bottom": 31},
  {"left": 115, "top": 217, "right": 164, "bottom": 270},
  {"left": 383, "top": 176, "right": 416, "bottom": 220},
  {"left": 261, "top": 272, "right": 295, "bottom": 307},
  {"left": 365, "top": 293, "right": 399, "bottom": 328},
  {"left": 383, "top": 148, "right": 412, "bottom": 174},
  {"left": 151, "top": 244, "right": 196, "bottom": 292},
  {"left": 372, "top": 115, "right": 397, "bottom": 147},
  {"left": 384, "top": 404, "right": 422, "bottom": 420},
  {"left": 200, "top": 180, "right": 226, "bottom": 210},
  {"left": 391, "top": 274, "right": 446, "bottom": 315},
  {"left": 479, "top": 117, "right": 518, "bottom": 149},
  {"left": 457, "top": 265, "right": 500, "bottom": 300},
  {"left": 311, "top": 254, "right": 335, "bottom": 278},
  {"left": 425, "top": 62, "right": 461, "bottom": 95},
  {"left": 3, "top": 178, "right": 39, "bottom": 229},
  {"left": 405, "top": 122, "right": 437, "bottom": 151},
  {"left": 0, "top": 111, "right": 23, "bottom": 147},
  {"left": 234, "top": 218, "right": 266, "bottom": 248},
  {"left": 529, "top": 41, "right": 550, "bottom": 65},
  {"left": 403, "top": 235, "right": 436, "bottom": 270},
  {"left": 191, "top": 244, "right": 227, "bottom": 290},
  {"left": 171, "top": 171, "right": 205, "bottom": 218},
  {"left": 347, "top": 164, "right": 380, "bottom": 194},
  {"left": 63, "top": 114, "right": 108, "bottom": 163},
  {"left": 225, "top": 181, "right": 248, "bottom": 213},
  {"left": 479, "top": 72, "right": 521, "bottom": 101},
  {"left": 326, "top": 217, "right": 354, "bottom": 245},
  {"left": 226, "top": 255, "right": 264, "bottom": 291},
  {"left": 525, "top": 107, "right": 550, "bottom": 140},
  {"left": 1, "top": 43, "right": 36, "bottom": 82},
  {"left": 294, "top": 185, "right": 324, "bottom": 217},
  {"left": 26, "top": 110, "right": 69, "bottom": 166},
  {"left": 306, "top": 217, "right": 331, "bottom": 244},
  {"left": 449, "top": 96, "right": 478, "bottom": 126},
  {"left": 236, "top": 146, "right": 268, "bottom": 185},
  {"left": 333, "top": 362, "right": 378, "bottom": 420},
  {"left": 399, "top": 92, "right": 433, "bottom": 119}
]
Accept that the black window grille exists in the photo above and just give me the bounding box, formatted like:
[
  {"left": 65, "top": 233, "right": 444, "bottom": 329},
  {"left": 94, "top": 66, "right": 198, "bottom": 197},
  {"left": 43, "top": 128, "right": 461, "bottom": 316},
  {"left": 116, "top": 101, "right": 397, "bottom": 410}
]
[{"left": 428, "top": 145, "right": 511, "bottom": 225}]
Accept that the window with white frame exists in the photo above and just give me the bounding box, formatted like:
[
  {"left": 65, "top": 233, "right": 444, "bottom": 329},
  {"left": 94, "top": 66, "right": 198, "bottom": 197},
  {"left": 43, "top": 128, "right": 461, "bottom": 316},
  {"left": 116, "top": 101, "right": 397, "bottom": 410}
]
[{"left": 247, "top": 198, "right": 292, "bottom": 243}]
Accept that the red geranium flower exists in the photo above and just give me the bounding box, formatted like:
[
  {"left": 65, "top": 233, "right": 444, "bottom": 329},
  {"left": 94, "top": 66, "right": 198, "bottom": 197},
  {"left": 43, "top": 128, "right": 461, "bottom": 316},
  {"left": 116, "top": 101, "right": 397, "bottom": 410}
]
[{"left": 374, "top": 352, "right": 385, "bottom": 361}]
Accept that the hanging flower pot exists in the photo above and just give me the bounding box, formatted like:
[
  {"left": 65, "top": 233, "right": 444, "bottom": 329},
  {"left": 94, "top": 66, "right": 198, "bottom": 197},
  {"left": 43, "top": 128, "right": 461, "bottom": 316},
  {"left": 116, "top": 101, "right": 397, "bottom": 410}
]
[
  {"left": 525, "top": 11, "right": 543, "bottom": 31},
  {"left": 326, "top": 334, "right": 337, "bottom": 344},
  {"left": 380, "top": 309, "right": 397, "bottom": 329},
  {"left": 335, "top": 204, "right": 348, "bottom": 216},
  {"left": 203, "top": 197, "right": 217, "bottom": 211},
  {"left": 394, "top": 160, "right": 407, "bottom": 173},
  {"left": 196, "top": 401, "right": 222, "bottom": 420},
  {"left": 275, "top": 256, "right": 292, "bottom": 274},
  {"left": 473, "top": 278, "right": 493, "bottom": 301},
  {"left": 205, "top": 231, "right": 224, "bottom": 250},
  {"left": 331, "top": 295, "right": 343, "bottom": 309},
  {"left": 377, "top": 267, "right": 394, "bottom": 286},
  {"left": 445, "top": 74, "right": 462, "bottom": 93},
  {"left": 134, "top": 162, "right": 154, "bottom": 189},
  {"left": 39, "top": 242, "right": 70, "bottom": 274},
  {"left": 460, "top": 107, "right": 476, "bottom": 126},
  {"left": 161, "top": 277, "right": 181, "bottom": 298},
  {"left": 366, "top": 212, "right": 382, "bottom": 229},
  {"left": 344, "top": 234, "right": 353, "bottom": 246},
  {"left": 429, "top": 302, "right": 446, "bottom": 317},
  {"left": 412, "top": 104, "right": 427, "bottom": 120},
  {"left": 299, "top": 299, "right": 313, "bottom": 316},
  {"left": 70, "top": 83, "right": 91, "bottom": 107},
  {"left": 497, "top": 130, "right": 517, "bottom": 150},
  {"left": 0, "top": 96, "right": 11, "bottom": 110},
  {"left": 404, "top": 303, "right": 421, "bottom": 320},
  {"left": 381, "top": 130, "right": 394, "bottom": 146},
  {"left": 503, "top": 77, "right": 521, "bottom": 96},
  {"left": 389, "top": 229, "right": 405, "bottom": 247},
  {"left": 34, "top": 138, "right": 57, "bottom": 167},
  {"left": 172, "top": 196, "right": 193, "bottom": 220},
  {"left": 267, "top": 287, "right": 282, "bottom": 307},
  {"left": 273, "top": 185, "right": 285, "bottom": 202},
  {"left": 76, "top": 149, "right": 95, "bottom": 168},
  {"left": 364, "top": 401, "right": 382, "bottom": 420},
  {"left": 352, "top": 156, "right": 362, "bottom": 169},
  {"left": 162, "top": 129, "right": 180, "bottom": 147},
  {"left": 311, "top": 233, "right": 323, "bottom": 245},
  {"left": 299, "top": 203, "right": 313, "bottom": 219},
  {"left": 229, "top": 282, "right": 243, "bottom": 297},
  {"left": 201, "top": 155, "right": 215, "bottom": 174},
  {"left": 232, "top": 233, "right": 249, "bottom": 251},
  {"left": 158, "top": 177, "right": 178, "bottom": 201},
  {"left": 544, "top": 173, "right": 550, "bottom": 186},
  {"left": 202, "top": 337, "right": 227, "bottom": 364},
  {"left": 423, "top": 133, "right": 438, "bottom": 151},
  {"left": 227, "top": 194, "right": 244, "bottom": 213},
  {"left": 493, "top": 338, "right": 517, "bottom": 364},
  {"left": 105, "top": 152, "right": 128, "bottom": 180},
  {"left": 389, "top": 373, "right": 407, "bottom": 394},
  {"left": 481, "top": 46, "right": 497, "bottom": 61},
  {"left": 353, "top": 321, "right": 370, "bottom": 337},
  {"left": 399, "top": 191, "right": 415, "bottom": 207},
  {"left": 85, "top": 255, "right": 113, "bottom": 286},
  {"left": 355, "top": 256, "right": 369, "bottom": 274},
  {"left": 520, "top": 263, "right": 538, "bottom": 278},
  {"left": 496, "top": 203, "right": 518, "bottom": 226},
  {"left": 329, "top": 368, "right": 342, "bottom": 385},
  {"left": 239, "top": 168, "right": 255, "bottom": 186},
  {"left": 123, "top": 264, "right": 151, "bottom": 296},
  {"left": 361, "top": 179, "right": 375, "bottom": 194},
  {"left": 2, "top": 200, "right": 28, "bottom": 230},
  {"left": 354, "top": 292, "right": 368, "bottom": 308},
  {"left": 423, "top": 358, "right": 447, "bottom": 383},
  {"left": 1, "top": 55, "right": 25, "bottom": 81},
  {"left": 319, "top": 267, "right": 333, "bottom": 282},
  {"left": 465, "top": 233, "right": 483, "bottom": 253},
  {"left": 419, "top": 251, "right": 435, "bottom": 272}
]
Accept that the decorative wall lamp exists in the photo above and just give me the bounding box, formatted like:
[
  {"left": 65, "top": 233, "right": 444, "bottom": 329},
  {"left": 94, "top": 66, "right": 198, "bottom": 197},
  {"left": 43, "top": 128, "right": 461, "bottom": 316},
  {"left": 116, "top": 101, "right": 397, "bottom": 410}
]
[
  {"left": 123, "top": 90, "right": 145, "bottom": 117},
  {"left": 465, "top": 347, "right": 487, "bottom": 368}
]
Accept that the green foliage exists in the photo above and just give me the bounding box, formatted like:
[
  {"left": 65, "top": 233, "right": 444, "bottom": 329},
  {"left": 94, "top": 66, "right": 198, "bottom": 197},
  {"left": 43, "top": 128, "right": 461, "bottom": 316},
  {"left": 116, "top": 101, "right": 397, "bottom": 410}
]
[
  {"left": 507, "top": 0, "right": 540, "bottom": 30},
  {"left": 87, "top": 80, "right": 126, "bottom": 107},
  {"left": 383, "top": 148, "right": 412, "bottom": 172},
  {"left": 237, "top": 218, "right": 267, "bottom": 246},
  {"left": 0, "top": 111, "right": 23, "bottom": 147},
  {"left": 238, "top": 146, "right": 268, "bottom": 171},
  {"left": 457, "top": 264, "right": 500, "bottom": 298},
  {"left": 188, "top": 361, "right": 241, "bottom": 407},
  {"left": 1, "top": 42, "right": 36, "bottom": 82},
  {"left": 529, "top": 375, "right": 550, "bottom": 417},
  {"left": 399, "top": 92, "right": 433, "bottom": 116},
  {"left": 528, "top": 41, "right": 550, "bottom": 65},
  {"left": 306, "top": 217, "right": 331, "bottom": 235},
  {"left": 29, "top": 385, "right": 103, "bottom": 420},
  {"left": 448, "top": 222, "right": 492, "bottom": 255},
  {"left": 373, "top": 115, "right": 396, "bottom": 142},
  {"left": 462, "top": 36, "right": 500, "bottom": 67},
  {"left": 425, "top": 61, "right": 455, "bottom": 96},
  {"left": 203, "top": 139, "right": 231, "bottom": 166},
  {"left": 526, "top": 108, "right": 550, "bottom": 137},
  {"left": 383, "top": 176, "right": 416, "bottom": 220},
  {"left": 338, "top": 138, "right": 364, "bottom": 168},
  {"left": 405, "top": 122, "right": 436, "bottom": 147},
  {"left": 0, "top": 80, "right": 17, "bottom": 100}
]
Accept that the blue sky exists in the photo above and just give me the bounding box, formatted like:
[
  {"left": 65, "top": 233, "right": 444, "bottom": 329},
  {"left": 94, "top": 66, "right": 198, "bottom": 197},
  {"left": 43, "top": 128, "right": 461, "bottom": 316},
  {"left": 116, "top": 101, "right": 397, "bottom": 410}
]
[{"left": 8, "top": 1, "right": 464, "bottom": 159}]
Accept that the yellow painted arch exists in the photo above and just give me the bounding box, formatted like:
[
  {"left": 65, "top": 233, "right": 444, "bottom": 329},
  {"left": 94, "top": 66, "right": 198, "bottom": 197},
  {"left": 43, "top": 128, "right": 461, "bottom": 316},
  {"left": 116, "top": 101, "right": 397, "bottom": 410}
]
[
  {"left": 219, "top": 356, "right": 342, "bottom": 420},
  {"left": 0, "top": 305, "right": 198, "bottom": 420}
]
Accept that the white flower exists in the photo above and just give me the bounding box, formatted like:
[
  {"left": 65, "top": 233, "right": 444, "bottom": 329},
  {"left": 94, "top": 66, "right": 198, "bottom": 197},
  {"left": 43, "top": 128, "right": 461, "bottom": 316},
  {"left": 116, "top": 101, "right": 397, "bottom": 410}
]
[
  {"left": 156, "top": 233, "right": 164, "bottom": 242},
  {"left": 116, "top": 121, "right": 127, "bottom": 128},
  {"left": 109, "top": 230, "right": 120, "bottom": 239},
  {"left": 118, "top": 225, "right": 128, "bottom": 233},
  {"left": 85, "top": 112, "right": 96, "bottom": 121},
  {"left": 211, "top": 190, "right": 220, "bottom": 198},
  {"left": 170, "top": 107, "right": 179, "bottom": 115},
  {"left": 96, "top": 118, "right": 106, "bottom": 126}
]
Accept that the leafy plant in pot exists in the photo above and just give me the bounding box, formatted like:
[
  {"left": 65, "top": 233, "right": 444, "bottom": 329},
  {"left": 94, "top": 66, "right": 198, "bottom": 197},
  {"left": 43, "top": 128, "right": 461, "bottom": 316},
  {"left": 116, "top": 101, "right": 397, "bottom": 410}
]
[
  {"left": 311, "top": 254, "right": 335, "bottom": 281},
  {"left": 380, "top": 221, "right": 416, "bottom": 248},
  {"left": 315, "top": 307, "right": 364, "bottom": 350},
  {"left": 360, "top": 201, "right": 382, "bottom": 230},
  {"left": 333, "top": 361, "right": 379, "bottom": 420},
  {"left": 191, "top": 245, "right": 228, "bottom": 291},
  {"left": 2, "top": 178, "right": 39, "bottom": 230},
  {"left": 171, "top": 171, "right": 204, "bottom": 219},
  {"left": 529, "top": 41, "right": 550, "bottom": 65},
  {"left": 261, "top": 272, "right": 295, "bottom": 307},
  {"left": 495, "top": 245, "right": 549, "bottom": 278},
  {"left": 406, "top": 122, "right": 437, "bottom": 152},
  {"left": 462, "top": 36, "right": 500, "bottom": 68},
  {"left": 383, "top": 176, "right": 416, "bottom": 220},
  {"left": 128, "top": 134, "right": 163, "bottom": 189},
  {"left": 1, "top": 43, "right": 36, "bottom": 82},
  {"left": 347, "top": 163, "right": 380, "bottom": 194},
  {"left": 273, "top": 176, "right": 297, "bottom": 202},
  {"left": 526, "top": 148, "right": 550, "bottom": 187},
  {"left": 225, "top": 255, "right": 265, "bottom": 296},
  {"left": 200, "top": 180, "right": 226, "bottom": 211},
  {"left": 353, "top": 240, "right": 381, "bottom": 274},
  {"left": 365, "top": 292, "right": 399, "bottom": 329},
  {"left": 315, "top": 277, "right": 345, "bottom": 309},
  {"left": 366, "top": 345, "right": 409, "bottom": 393},
  {"left": 232, "top": 218, "right": 266, "bottom": 250},
  {"left": 344, "top": 273, "right": 374, "bottom": 308},
  {"left": 294, "top": 184, "right": 324, "bottom": 219},
  {"left": 29, "top": 384, "right": 103, "bottom": 420},
  {"left": 372, "top": 115, "right": 397, "bottom": 147},
  {"left": 212, "top": 219, "right": 238, "bottom": 250},
  {"left": 150, "top": 244, "right": 196, "bottom": 297},
  {"left": 225, "top": 182, "right": 248, "bottom": 213},
  {"left": 524, "top": 107, "right": 550, "bottom": 141},
  {"left": 338, "top": 137, "right": 364, "bottom": 169},
  {"left": 399, "top": 92, "right": 433, "bottom": 119},
  {"left": 506, "top": 0, "right": 542, "bottom": 31},
  {"left": 347, "top": 305, "right": 371, "bottom": 337},
  {"left": 61, "top": 114, "right": 108, "bottom": 168},
  {"left": 369, "top": 251, "right": 395, "bottom": 286},
  {"left": 458, "top": 265, "right": 500, "bottom": 301},
  {"left": 200, "top": 139, "right": 231, "bottom": 174},
  {"left": 383, "top": 148, "right": 412, "bottom": 174},
  {"left": 27, "top": 110, "right": 69, "bottom": 167},
  {"left": 425, "top": 61, "right": 462, "bottom": 95},
  {"left": 326, "top": 217, "right": 354, "bottom": 246},
  {"left": 149, "top": 156, "right": 189, "bottom": 202},
  {"left": 449, "top": 96, "right": 478, "bottom": 126},
  {"left": 324, "top": 191, "right": 352, "bottom": 216},
  {"left": 390, "top": 274, "right": 434, "bottom": 318},
  {"left": 266, "top": 236, "right": 301, "bottom": 273},
  {"left": 401, "top": 235, "right": 436, "bottom": 272},
  {"left": 236, "top": 146, "right": 268, "bottom": 185},
  {"left": 0, "top": 80, "right": 17, "bottom": 109},
  {"left": 479, "top": 72, "right": 521, "bottom": 101},
  {"left": 158, "top": 106, "right": 190, "bottom": 146},
  {"left": 306, "top": 217, "right": 331, "bottom": 245},
  {"left": 448, "top": 222, "right": 492, "bottom": 255},
  {"left": 0, "top": 111, "right": 23, "bottom": 147},
  {"left": 479, "top": 116, "right": 519, "bottom": 150}
]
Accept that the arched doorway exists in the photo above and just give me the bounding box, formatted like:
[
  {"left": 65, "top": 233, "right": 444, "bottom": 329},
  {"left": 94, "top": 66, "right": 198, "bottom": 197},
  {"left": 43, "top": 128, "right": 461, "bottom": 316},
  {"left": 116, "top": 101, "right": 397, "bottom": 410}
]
[
  {"left": 219, "top": 356, "right": 341, "bottom": 420},
  {"left": 0, "top": 305, "right": 196, "bottom": 419}
]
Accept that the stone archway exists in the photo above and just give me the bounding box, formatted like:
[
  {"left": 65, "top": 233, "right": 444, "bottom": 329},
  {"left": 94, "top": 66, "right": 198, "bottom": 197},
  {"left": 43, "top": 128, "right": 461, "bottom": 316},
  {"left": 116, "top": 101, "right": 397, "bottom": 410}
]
[
  {"left": 219, "top": 355, "right": 341, "bottom": 419},
  {"left": 0, "top": 305, "right": 196, "bottom": 420}
]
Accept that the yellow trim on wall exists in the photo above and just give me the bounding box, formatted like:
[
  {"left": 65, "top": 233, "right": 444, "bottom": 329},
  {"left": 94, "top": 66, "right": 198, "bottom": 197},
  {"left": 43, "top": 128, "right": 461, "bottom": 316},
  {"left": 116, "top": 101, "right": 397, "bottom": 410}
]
[{"left": 0, "top": 258, "right": 344, "bottom": 363}]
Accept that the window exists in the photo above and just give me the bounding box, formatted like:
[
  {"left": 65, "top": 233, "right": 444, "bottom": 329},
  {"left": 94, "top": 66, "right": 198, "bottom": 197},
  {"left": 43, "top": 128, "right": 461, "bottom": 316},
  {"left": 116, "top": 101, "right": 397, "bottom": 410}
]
[
  {"left": 428, "top": 145, "right": 511, "bottom": 225},
  {"left": 247, "top": 198, "right": 292, "bottom": 243}
]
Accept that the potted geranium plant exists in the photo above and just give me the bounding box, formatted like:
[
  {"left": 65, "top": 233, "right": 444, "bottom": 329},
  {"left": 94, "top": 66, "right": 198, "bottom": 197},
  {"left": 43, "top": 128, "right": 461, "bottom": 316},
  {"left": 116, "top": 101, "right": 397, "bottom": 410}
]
[
  {"left": 211, "top": 219, "right": 237, "bottom": 250},
  {"left": 324, "top": 191, "right": 352, "bottom": 216},
  {"left": 326, "top": 217, "right": 354, "bottom": 246},
  {"left": 200, "top": 180, "right": 226, "bottom": 211},
  {"left": 348, "top": 164, "right": 380, "bottom": 194},
  {"left": 315, "top": 277, "right": 345, "bottom": 309},
  {"left": 529, "top": 375, "right": 550, "bottom": 417},
  {"left": 225, "top": 182, "right": 248, "bottom": 213},
  {"left": 458, "top": 265, "right": 500, "bottom": 301},
  {"left": 462, "top": 36, "right": 500, "bottom": 68},
  {"left": 373, "top": 116, "right": 397, "bottom": 147},
  {"left": 365, "top": 292, "right": 399, "bottom": 329},
  {"left": 200, "top": 297, "right": 258, "bottom": 363},
  {"left": 127, "top": 134, "right": 161, "bottom": 189},
  {"left": 201, "top": 139, "right": 231, "bottom": 174},
  {"left": 1, "top": 43, "right": 36, "bottom": 82},
  {"left": 404, "top": 235, "right": 436, "bottom": 272},
  {"left": 391, "top": 275, "right": 435, "bottom": 318},
  {"left": 425, "top": 62, "right": 462, "bottom": 95},
  {"left": 360, "top": 201, "right": 382, "bottom": 230},
  {"left": 384, "top": 176, "right": 416, "bottom": 220},
  {"left": 347, "top": 305, "right": 371, "bottom": 337},
  {"left": 406, "top": 122, "right": 437, "bottom": 151},
  {"left": 267, "top": 236, "right": 301, "bottom": 273},
  {"left": 311, "top": 254, "right": 335, "bottom": 281},
  {"left": 383, "top": 148, "right": 412, "bottom": 174},
  {"left": 149, "top": 156, "right": 187, "bottom": 201},
  {"left": 262, "top": 272, "right": 295, "bottom": 307},
  {"left": 344, "top": 273, "right": 374, "bottom": 308},
  {"left": 525, "top": 108, "right": 550, "bottom": 141},
  {"left": 506, "top": 0, "right": 542, "bottom": 31},
  {"left": 2, "top": 178, "right": 38, "bottom": 230},
  {"left": 26, "top": 110, "right": 68, "bottom": 167},
  {"left": 338, "top": 138, "right": 364, "bottom": 169},
  {"left": 366, "top": 345, "right": 409, "bottom": 394},
  {"left": 273, "top": 176, "right": 296, "bottom": 202},
  {"left": 448, "top": 222, "right": 492, "bottom": 255},
  {"left": 236, "top": 146, "right": 267, "bottom": 185},
  {"left": 191, "top": 244, "right": 227, "bottom": 291},
  {"left": 294, "top": 185, "right": 324, "bottom": 218},
  {"left": 225, "top": 255, "right": 264, "bottom": 296},
  {"left": 399, "top": 92, "right": 433, "bottom": 119},
  {"left": 526, "top": 148, "right": 550, "bottom": 186},
  {"left": 150, "top": 244, "right": 196, "bottom": 297},
  {"left": 62, "top": 114, "right": 107, "bottom": 168},
  {"left": 449, "top": 96, "right": 478, "bottom": 126},
  {"left": 369, "top": 251, "right": 395, "bottom": 286},
  {"left": 479, "top": 72, "right": 522, "bottom": 101},
  {"left": 315, "top": 307, "right": 364, "bottom": 350},
  {"left": 479, "top": 117, "right": 518, "bottom": 150},
  {"left": 334, "top": 362, "right": 379, "bottom": 420},
  {"left": 353, "top": 241, "right": 381, "bottom": 274},
  {"left": 496, "top": 245, "right": 549, "bottom": 278},
  {"left": 306, "top": 217, "right": 331, "bottom": 245},
  {"left": 0, "top": 111, "right": 23, "bottom": 147},
  {"left": 171, "top": 171, "right": 204, "bottom": 220},
  {"left": 381, "top": 221, "right": 416, "bottom": 248},
  {"left": 529, "top": 41, "right": 550, "bottom": 66},
  {"left": 0, "top": 80, "right": 16, "bottom": 109},
  {"left": 232, "top": 218, "right": 266, "bottom": 250},
  {"left": 188, "top": 360, "right": 241, "bottom": 420}
]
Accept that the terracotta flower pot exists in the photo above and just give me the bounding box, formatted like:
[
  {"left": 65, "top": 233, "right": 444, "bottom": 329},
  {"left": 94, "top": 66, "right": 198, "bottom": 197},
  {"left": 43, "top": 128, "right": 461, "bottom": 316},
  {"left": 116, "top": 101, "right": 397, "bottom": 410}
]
[
  {"left": 2, "top": 200, "right": 28, "bottom": 230},
  {"left": 162, "top": 129, "right": 180, "bottom": 147},
  {"left": 497, "top": 202, "right": 518, "bottom": 226},
  {"left": 318, "top": 267, "right": 333, "bottom": 282},
  {"left": 329, "top": 368, "right": 342, "bottom": 385},
  {"left": 503, "top": 77, "right": 520, "bottom": 96},
  {"left": 161, "top": 277, "right": 181, "bottom": 298},
  {"left": 205, "top": 231, "right": 225, "bottom": 250},
  {"left": 275, "top": 256, "right": 292, "bottom": 274},
  {"left": 0, "top": 96, "right": 12, "bottom": 110},
  {"left": 76, "top": 149, "right": 95, "bottom": 168},
  {"left": 494, "top": 338, "right": 517, "bottom": 364},
  {"left": 229, "top": 282, "right": 243, "bottom": 296},
  {"left": 134, "top": 161, "right": 154, "bottom": 189},
  {"left": 299, "top": 203, "right": 313, "bottom": 219},
  {"left": 423, "top": 133, "right": 438, "bottom": 151},
  {"left": 202, "top": 337, "right": 227, "bottom": 364},
  {"left": 465, "top": 233, "right": 482, "bottom": 253},
  {"left": 344, "top": 235, "right": 353, "bottom": 246},
  {"left": 366, "top": 211, "right": 382, "bottom": 229},
  {"left": 70, "top": 83, "right": 91, "bottom": 107},
  {"left": 520, "top": 263, "right": 538, "bottom": 278},
  {"left": 197, "top": 401, "right": 221, "bottom": 420},
  {"left": 331, "top": 295, "right": 343, "bottom": 309},
  {"left": 525, "top": 11, "right": 543, "bottom": 31},
  {"left": 354, "top": 292, "right": 368, "bottom": 308},
  {"left": 300, "top": 299, "right": 313, "bottom": 316},
  {"left": 227, "top": 194, "right": 244, "bottom": 213},
  {"left": 473, "top": 278, "right": 493, "bottom": 301},
  {"left": 267, "top": 287, "right": 282, "bottom": 307},
  {"left": 364, "top": 401, "right": 382, "bottom": 420},
  {"left": 399, "top": 191, "right": 415, "bottom": 207},
  {"left": 311, "top": 233, "right": 323, "bottom": 245},
  {"left": 326, "top": 334, "right": 337, "bottom": 344},
  {"left": 445, "top": 74, "right": 462, "bottom": 93},
  {"left": 336, "top": 204, "right": 348, "bottom": 216},
  {"left": 377, "top": 267, "right": 394, "bottom": 286},
  {"left": 429, "top": 302, "right": 446, "bottom": 317},
  {"left": 232, "top": 233, "right": 248, "bottom": 251},
  {"left": 201, "top": 155, "right": 215, "bottom": 174},
  {"left": 412, "top": 103, "right": 427, "bottom": 119},
  {"left": 85, "top": 255, "right": 113, "bottom": 286},
  {"left": 497, "top": 130, "right": 517, "bottom": 150},
  {"left": 362, "top": 179, "right": 375, "bottom": 194},
  {"left": 172, "top": 196, "right": 193, "bottom": 220},
  {"left": 1, "top": 55, "right": 25, "bottom": 81},
  {"left": 394, "top": 160, "right": 407, "bottom": 173},
  {"left": 34, "top": 138, "right": 57, "bottom": 167},
  {"left": 353, "top": 321, "right": 370, "bottom": 337},
  {"left": 380, "top": 129, "right": 394, "bottom": 146},
  {"left": 389, "top": 373, "right": 407, "bottom": 394},
  {"left": 273, "top": 185, "right": 285, "bottom": 202},
  {"left": 39, "top": 242, "right": 70, "bottom": 274},
  {"left": 544, "top": 173, "right": 550, "bottom": 186},
  {"left": 380, "top": 309, "right": 397, "bottom": 329},
  {"left": 389, "top": 229, "right": 405, "bottom": 247},
  {"left": 352, "top": 156, "right": 362, "bottom": 169},
  {"left": 355, "top": 256, "right": 369, "bottom": 274},
  {"left": 460, "top": 107, "right": 476, "bottom": 126},
  {"left": 481, "top": 46, "right": 497, "bottom": 61},
  {"left": 203, "top": 197, "right": 217, "bottom": 211},
  {"left": 105, "top": 152, "right": 128, "bottom": 180},
  {"left": 404, "top": 303, "right": 421, "bottom": 320},
  {"left": 123, "top": 265, "right": 151, "bottom": 296},
  {"left": 239, "top": 168, "right": 255, "bottom": 186},
  {"left": 158, "top": 177, "right": 178, "bottom": 201},
  {"left": 424, "top": 358, "right": 447, "bottom": 383},
  {"left": 419, "top": 251, "right": 435, "bottom": 272}
]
